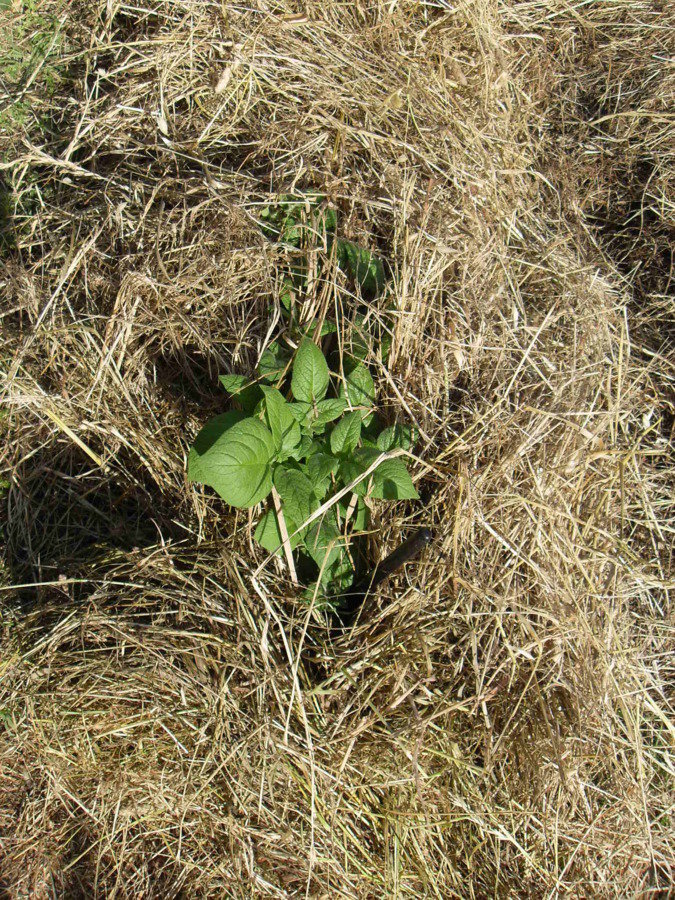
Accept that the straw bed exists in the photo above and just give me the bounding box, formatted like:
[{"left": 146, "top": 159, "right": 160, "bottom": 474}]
[{"left": 0, "top": 0, "right": 672, "bottom": 896}]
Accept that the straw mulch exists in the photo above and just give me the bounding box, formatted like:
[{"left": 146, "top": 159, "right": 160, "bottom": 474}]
[{"left": 0, "top": 0, "right": 672, "bottom": 896}]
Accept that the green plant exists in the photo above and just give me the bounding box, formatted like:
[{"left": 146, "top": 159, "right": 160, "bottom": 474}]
[
  {"left": 188, "top": 338, "right": 417, "bottom": 600},
  {"left": 258, "top": 194, "right": 387, "bottom": 323},
  {"left": 0, "top": 0, "right": 65, "bottom": 133},
  {"left": 254, "top": 193, "right": 394, "bottom": 385}
]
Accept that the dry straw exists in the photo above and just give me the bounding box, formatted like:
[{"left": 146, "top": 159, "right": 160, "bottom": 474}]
[{"left": 0, "top": 0, "right": 672, "bottom": 896}]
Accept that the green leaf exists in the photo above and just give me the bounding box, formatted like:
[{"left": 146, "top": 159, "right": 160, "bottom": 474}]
[
  {"left": 361, "top": 414, "right": 383, "bottom": 443},
  {"left": 254, "top": 508, "right": 301, "bottom": 556},
  {"left": 346, "top": 313, "right": 394, "bottom": 364},
  {"left": 339, "top": 447, "right": 381, "bottom": 496},
  {"left": 273, "top": 467, "right": 317, "bottom": 531},
  {"left": 286, "top": 432, "right": 314, "bottom": 462},
  {"left": 220, "top": 374, "right": 248, "bottom": 394},
  {"left": 306, "top": 439, "right": 325, "bottom": 458},
  {"left": 280, "top": 279, "right": 294, "bottom": 311},
  {"left": 288, "top": 401, "right": 312, "bottom": 426},
  {"left": 377, "top": 423, "right": 414, "bottom": 452},
  {"left": 346, "top": 332, "right": 370, "bottom": 363},
  {"left": 219, "top": 375, "right": 262, "bottom": 413},
  {"left": 311, "top": 398, "right": 347, "bottom": 430},
  {"left": 352, "top": 496, "right": 369, "bottom": 531},
  {"left": 289, "top": 259, "right": 308, "bottom": 290},
  {"left": 321, "top": 206, "right": 338, "bottom": 238},
  {"left": 195, "top": 417, "right": 276, "bottom": 508},
  {"left": 305, "top": 512, "right": 343, "bottom": 571},
  {"left": 380, "top": 331, "right": 393, "bottom": 362},
  {"left": 370, "top": 458, "right": 418, "bottom": 500},
  {"left": 320, "top": 318, "right": 338, "bottom": 336},
  {"left": 338, "top": 496, "right": 368, "bottom": 532},
  {"left": 187, "top": 411, "right": 246, "bottom": 483},
  {"left": 342, "top": 364, "right": 376, "bottom": 423},
  {"left": 304, "top": 453, "right": 339, "bottom": 500},
  {"left": 258, "top": 342, "right": 291, "bottom": 383},
  {"left": 321, "top": 551, "right": 354, "bottom": 590},
  {"left": 291, "top": 339, "right": 330, "bottom": 403},
  {"left": 336, "top": 240, "right": 386, "bottom": 296},
  {"left": 260, "top": 386, "right": 301, "bottom": 455},
  {"left": 281, "top": 215, "right": 301, "bottom": 246},
  {"left": 330, "top": 411, "right": 362, "bottom": 456},
  {"left": 302, "top": 554, "right": 353, "bottom": 602},
  {"left": 302, "top": 544, "right": 354, "bottom": 601},
  {"left": 344, "top": 313, "right": 371, "bottom": 363},
  {"left": 300, "top": 581, "right": 327, "bottom": 604}
]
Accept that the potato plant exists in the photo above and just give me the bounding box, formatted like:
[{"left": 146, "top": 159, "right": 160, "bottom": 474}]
[{"left": 188, "top": 339, "right": 417, "bottom": 597}]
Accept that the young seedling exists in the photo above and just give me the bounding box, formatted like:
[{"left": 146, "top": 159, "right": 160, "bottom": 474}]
[{"left": 188, "top": 338, "right": 418, "bottom": 602}]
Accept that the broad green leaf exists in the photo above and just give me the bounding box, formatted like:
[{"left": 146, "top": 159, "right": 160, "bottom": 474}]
[
  {"left": 278, "top": 196, "right": 303, "bottom": 215},
  {"left": 370, "top": 458, "right": 418, "bottom": 500},
  {"left": 219, "top": 374, "right": 248, "bottom": 394},
  {"left": 286, "top": 432, "right": 314, "bottom": 462},
  {"left": 258, "top": 342, "right": 291, "bottom": 383},
  {"left": 300, "top": 581, "right": 327, "bottom": 604},
  {"left": 339, "top": 447, "right": 381, "bottom": 496},
  {"left": 347, "top": 313, "right": 393, "bottom": 364},
  {"left": 342, "top": 364, "right": 376, "bottom": 423},
  {"left": 254, "top": 508, "right": 301, "bottom": 556},
  {"left": 352, "top": 496, "right": 368, "bottom": 531},
  {"left": 380, "top": 331, "right": 393, "bottom": 362},
  {"left": 336, "top": 240, "right": 386, "bottom": 296},
  {"left": 305, "top": 512, "right": 342, "bottom": 571},
  {"left": 219, "top": 374, "right": 262, "bottom": 413},
  {"left": 302, "top": 552, "right": 353, "bottom": 602},
  {"left": 311, "top": 398, "right": 347, "bottom": 430},
  {"left": 304, "top": 453, "right": 339, "bottom": 500},
  {"left": 320, "top": 318, "right": 338, "bottom": 336},
  {"left": 260, "top": 386, "right": 301, "bottom": 455},
  {"left": 291, "top": 339, "right": 330, "bottom": 403},
  {"left": 330, "top": 411, "right": 362, "bottom": 456},
  {"left": 187, "top": 411, "right": 246, "bottom": 483},
  {"left": 377, "top": 423, "right": 415, "bottom": 452},
  {"left": 344, "top": 313, "right": 371, "bottom": 362},
  {"left": 289, "top": 259, "right": 308, "bottom": 289},
  {"left": 196, "top": 417, "right": 275, "bottom": 508},
  {"left": 273, "top": 467, "right": 317, "bottom": 532},
  {"left": 306, "top": 440, "right": 325, "bottom": 458},
  {"left": 288, "top": 401, "right": 312, "bottom": 426}
]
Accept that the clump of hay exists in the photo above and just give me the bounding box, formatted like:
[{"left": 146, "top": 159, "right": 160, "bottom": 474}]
[{"left": 0, "top": 0, "right": 672, "bottom": 896}]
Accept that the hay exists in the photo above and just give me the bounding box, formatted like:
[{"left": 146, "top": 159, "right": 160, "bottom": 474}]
[{"left": 0, "top": 0, "right": 672, "bottom": 896}]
